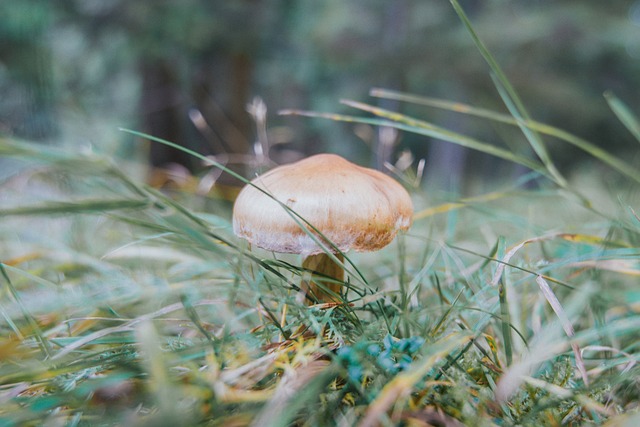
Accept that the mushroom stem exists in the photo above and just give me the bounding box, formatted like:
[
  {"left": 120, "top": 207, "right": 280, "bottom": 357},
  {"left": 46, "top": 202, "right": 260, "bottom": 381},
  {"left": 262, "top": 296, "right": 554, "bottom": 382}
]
[{"left": 302, "top": 253, "right": 344, "bottom": 304}]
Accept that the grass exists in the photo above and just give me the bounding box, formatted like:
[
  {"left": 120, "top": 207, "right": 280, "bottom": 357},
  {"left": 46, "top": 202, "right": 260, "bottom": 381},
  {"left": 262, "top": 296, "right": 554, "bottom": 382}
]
[{"left": 2, "top": 3, "right": 640, "bottom": 426}]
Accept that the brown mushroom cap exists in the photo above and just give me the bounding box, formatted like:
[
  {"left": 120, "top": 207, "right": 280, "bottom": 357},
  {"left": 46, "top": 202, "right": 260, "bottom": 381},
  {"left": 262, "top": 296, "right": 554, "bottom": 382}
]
[{"left": 232, "top": 154, "right": 413, "bottom": 256}]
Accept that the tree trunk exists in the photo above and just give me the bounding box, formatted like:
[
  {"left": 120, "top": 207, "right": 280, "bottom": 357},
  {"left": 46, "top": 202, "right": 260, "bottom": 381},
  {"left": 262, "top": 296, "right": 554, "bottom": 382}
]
[{"left": 140, "top": 58, "right": 192, "bottom": 171}]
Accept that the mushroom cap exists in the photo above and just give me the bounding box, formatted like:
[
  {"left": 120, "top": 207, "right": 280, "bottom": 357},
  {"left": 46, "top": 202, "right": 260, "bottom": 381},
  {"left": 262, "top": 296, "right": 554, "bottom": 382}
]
[{"left": 232, "top": 153, "right": 413, "bottom": 256}]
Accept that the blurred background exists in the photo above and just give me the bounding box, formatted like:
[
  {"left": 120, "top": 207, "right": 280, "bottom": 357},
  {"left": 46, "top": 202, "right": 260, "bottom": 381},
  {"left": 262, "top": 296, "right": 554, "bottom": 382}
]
[{"left": 1, "top": 0, "right": 639, "bottom": 194}]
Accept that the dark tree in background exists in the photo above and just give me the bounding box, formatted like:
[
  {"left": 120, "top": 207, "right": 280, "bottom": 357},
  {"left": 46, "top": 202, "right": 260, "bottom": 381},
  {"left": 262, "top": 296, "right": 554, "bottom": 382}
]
[
  {"left": 0, "top": 1, "right": 57, "bottom": 141},
  {"left": 1, "top": 0, "right": 639, "bottom": 192}
]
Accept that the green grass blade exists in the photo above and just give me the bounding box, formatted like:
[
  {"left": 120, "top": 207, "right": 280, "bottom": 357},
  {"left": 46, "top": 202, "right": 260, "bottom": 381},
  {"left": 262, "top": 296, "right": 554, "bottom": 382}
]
[
  {"left": 120, "top": 128, "right": 370, "bottom": 291},
  {"left": 371, "top": 88, "right": 640, "bottom": 185},
  {"left": 496, "top": 236, "right": 513, "bottom": 366},
  {"left": 449, "top": 0, "right": 567, "bottom": 187},
  {"left": 181, "top": 294, "right": 218, "bottom": 348},
  {"left": 491, "top": 74, "right": 568, "bottom": 188},
  {"left": 0, "top": 137, "right": 81, "bottom": 162},
  {"left": 448, "top": 0, "right": 525, "bottom": 115},
  {"left": 430, "top": 288, "right": 464, "bottom": 337},
  {"left": 0, "top": 300, "right": 23, "bottom": 338},
  {"left": 0, "top": 199, "right": 150, "bottom": 216},
  {"left": 605, "top": 91, "right": 640, "bottom": 144}
]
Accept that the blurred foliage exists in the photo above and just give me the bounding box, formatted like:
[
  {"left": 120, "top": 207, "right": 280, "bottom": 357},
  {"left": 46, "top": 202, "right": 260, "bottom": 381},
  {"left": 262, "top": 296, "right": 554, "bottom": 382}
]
[
  {"left": 1, "top": 0, "right": 639, "bottom": 188},
  {"left": 1, "top": 3, "right": 640, "bottom": 424}
]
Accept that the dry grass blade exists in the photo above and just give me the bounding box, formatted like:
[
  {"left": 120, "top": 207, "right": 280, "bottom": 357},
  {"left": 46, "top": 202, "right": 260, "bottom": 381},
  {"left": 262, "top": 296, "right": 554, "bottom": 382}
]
[
  {"left": 535, "top": 275, "right": 589, "bottom": 386},
  {"left": 569, "top": 259, "right": 640, "bottom": 276},
  {"left": 413, "top": 188, "right": 514, "bottom": 221},
  {"left": 488, "top": 234, "right": 592, "bottom": 289},
  {"left": 489, "top": 229, "right": 603, "bottom": 377},
  {"left": 581, "top": 345, "right": 636, "bottom": 374},
  {"left": 490, "top": 237, "right": 541, "bottom": 287},
  {"left": 281, "top": 105, "right": 547, "bottom": 176},
  {"left": 340, "top": 99, "right": 547, "bottom": 175},
  {"left": 370, "top": 88, "right": 640, "bottom": 185}
]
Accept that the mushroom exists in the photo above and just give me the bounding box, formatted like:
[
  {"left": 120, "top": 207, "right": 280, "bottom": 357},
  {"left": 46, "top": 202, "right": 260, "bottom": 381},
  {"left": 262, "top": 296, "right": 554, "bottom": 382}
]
[{"left": 232, "top": 153, "right": 413, "bottom": 304}]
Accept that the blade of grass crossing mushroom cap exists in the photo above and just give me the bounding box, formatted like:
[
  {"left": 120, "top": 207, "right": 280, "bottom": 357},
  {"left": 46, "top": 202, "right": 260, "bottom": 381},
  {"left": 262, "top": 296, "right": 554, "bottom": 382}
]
[
  {"left": 123, "top": 128, "right": 368, "bottom": 287},
  {"left": 232, "top": 154, "right": 412, "bottom": 316},
  {"left": 123, "top": 131, "right": 378, "bottom": 328},
  {"left": 119, "top": 129, "right": 369, "bottom": 287},
  {"left": 151, "top": 196, "right": 306, "bottom": 298}
]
